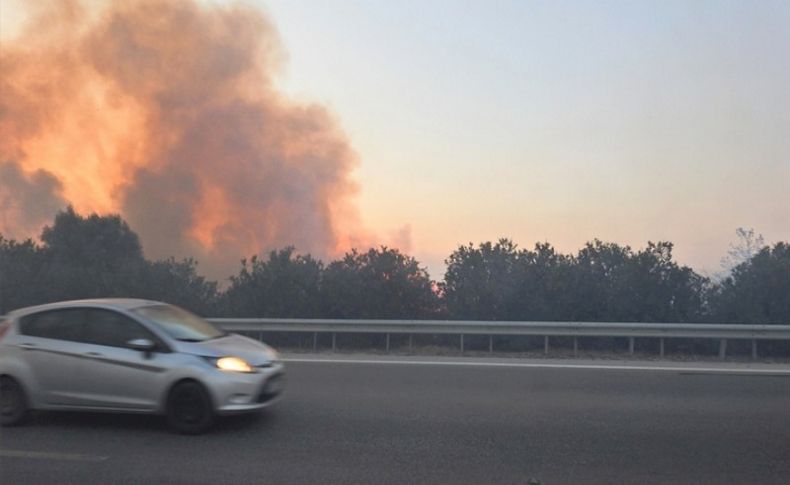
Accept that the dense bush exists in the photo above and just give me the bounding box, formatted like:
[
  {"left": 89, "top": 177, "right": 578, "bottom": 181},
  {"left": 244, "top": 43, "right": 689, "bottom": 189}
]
[{"left": 1, "top": 209, "right": 788, "bottom": 325}]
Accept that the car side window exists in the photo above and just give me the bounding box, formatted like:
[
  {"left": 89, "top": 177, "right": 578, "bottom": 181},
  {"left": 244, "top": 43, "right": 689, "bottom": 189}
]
[
  {"left": 19, "top": 309, "right": 85, "bottom": 342},
  {"left": 83, "top": 309, "right": 161, "bottom": 349}
]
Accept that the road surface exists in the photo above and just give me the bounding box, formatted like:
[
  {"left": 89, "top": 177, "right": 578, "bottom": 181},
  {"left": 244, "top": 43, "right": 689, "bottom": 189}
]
[{"left": 2, "top": 355, "right": 790, "bottom": 484}]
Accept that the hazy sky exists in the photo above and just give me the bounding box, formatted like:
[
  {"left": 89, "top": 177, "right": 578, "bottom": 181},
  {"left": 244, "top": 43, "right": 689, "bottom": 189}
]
[
  {"left": 260, "top": 0, "right": 790, "bottom": 276},
  {"left": 2, "top": 0, "right": 788, "bottom": 279}
]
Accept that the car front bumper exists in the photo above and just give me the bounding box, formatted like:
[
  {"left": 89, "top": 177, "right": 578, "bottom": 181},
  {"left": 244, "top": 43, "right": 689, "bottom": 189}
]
[{"left": 206, "top": 361, "right": 285, "bottom": 415}]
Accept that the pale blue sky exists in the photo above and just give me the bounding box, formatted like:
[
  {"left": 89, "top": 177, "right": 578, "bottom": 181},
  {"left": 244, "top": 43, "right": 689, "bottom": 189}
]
[{"left": 259, "top": 0, "right": 790, "bottom": 276}]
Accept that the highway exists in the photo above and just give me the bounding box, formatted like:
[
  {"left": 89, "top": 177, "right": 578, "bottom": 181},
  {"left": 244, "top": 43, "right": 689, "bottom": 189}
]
[{"left": 3, "top": 355, "right": 790, "bottom": 484}]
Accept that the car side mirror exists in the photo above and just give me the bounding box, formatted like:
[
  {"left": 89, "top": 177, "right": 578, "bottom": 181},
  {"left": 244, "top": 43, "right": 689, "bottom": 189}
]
[{"left": 127, "top": 338, "right": 155, "bottom": 358}]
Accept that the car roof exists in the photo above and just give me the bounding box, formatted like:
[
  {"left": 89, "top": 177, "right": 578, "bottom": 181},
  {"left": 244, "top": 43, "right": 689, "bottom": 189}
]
[{"left": 6, "top": 298, "right": 165, "bottom": 317}]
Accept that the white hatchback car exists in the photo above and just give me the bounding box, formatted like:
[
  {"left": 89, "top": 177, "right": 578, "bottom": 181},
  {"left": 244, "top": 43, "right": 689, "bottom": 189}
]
[{"left": 0, "top": 299, "right": 284, "bottom": 433}]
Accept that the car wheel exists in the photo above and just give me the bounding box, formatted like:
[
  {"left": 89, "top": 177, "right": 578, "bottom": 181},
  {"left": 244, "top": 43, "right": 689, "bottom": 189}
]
[
  {"left": 0, "top": 376, "right": 29, "bottom": 427},
  {"left": 166, "top": 381, "right": 214, "bottom": 434}
]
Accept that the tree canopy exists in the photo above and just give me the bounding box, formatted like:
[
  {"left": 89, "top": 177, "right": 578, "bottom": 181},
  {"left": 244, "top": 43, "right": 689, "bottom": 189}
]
[
  {"left": 1, "top": 210, "right": 787, "bottom": 324},
  {"left": 321, "top": 247, "right": 438, "bottom": 319},
  {"left": 713, "top": 242, "right": 790, "bottom": 324},
  {"left": 222, "top": 248, "right": 323, "bottom": 317}
]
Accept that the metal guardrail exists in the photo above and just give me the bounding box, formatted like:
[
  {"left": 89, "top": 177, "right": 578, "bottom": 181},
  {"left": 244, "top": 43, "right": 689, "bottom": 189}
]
[
  {"left": 4, "top": 311, "right": 788, "bottom": 358},
  {"left": 208, "top": 318, "right": 790, "bottom": 359}
]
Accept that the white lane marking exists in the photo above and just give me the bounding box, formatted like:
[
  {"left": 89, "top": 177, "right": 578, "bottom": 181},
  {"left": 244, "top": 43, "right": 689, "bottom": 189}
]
[
  {"left": 0, "top": 449, "right": 108, "bottom": 462},
  {"left": 283, "top": 357, "right": 790, "bottom": 375}
]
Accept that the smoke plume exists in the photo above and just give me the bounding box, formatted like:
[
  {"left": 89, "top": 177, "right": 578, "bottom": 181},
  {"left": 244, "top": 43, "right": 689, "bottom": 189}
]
[
  {"left": 0, "top": 0, "right": 374, "bottom": 277},
  {"left": 0, "top": 162, "right": 66, "bottom": 240}
]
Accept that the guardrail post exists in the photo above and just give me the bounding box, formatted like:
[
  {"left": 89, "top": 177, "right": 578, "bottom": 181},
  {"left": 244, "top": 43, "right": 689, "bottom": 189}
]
[
  {"left": 629, "top": 337, "right": 635, "bottom": 356},
  {"left": 408, "top": 334, "right": 413, "bottom": 350},
  {"left": 752, "top": 339, "right": 758, "bottom": 360},
  {"left": 659, "top": 338, "right": 665, "bottom": 358},
  {"left": 332, "top": 332, "right": 336, "bottom": 352},
  {"left": 573, "top": 337, "right": 578, "bottom": 357},
  {"left": 719, "top": 339, "right": 727, "bottom": 360},
  {"left": 258, "top": 331, "right": 263, "bottom": 342},
  {"left": 460, "top": 334, "right": 465, "bottom": 353},
  {"left": 386, "top": 333, "right": 390, "bottom": 352},
  {"left": 313, "top": 332, "right": 318, "bottom": 351},
  {"left": 489, "top": 335, "right": 493, "bottom": 354},
  {"left": 544, "top": 336, "right": 549, "bottom": 355}
]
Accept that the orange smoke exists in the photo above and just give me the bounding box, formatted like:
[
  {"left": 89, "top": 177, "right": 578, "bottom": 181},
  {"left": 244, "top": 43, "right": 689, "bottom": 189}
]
[{"left": 0, "top": 0, "right": 373, "bottom": 278}]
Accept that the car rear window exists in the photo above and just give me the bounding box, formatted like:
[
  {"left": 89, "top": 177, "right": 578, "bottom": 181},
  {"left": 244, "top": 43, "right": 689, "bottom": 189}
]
[{"left": 19, "top": 309, "right": 85, "bottom": 341}]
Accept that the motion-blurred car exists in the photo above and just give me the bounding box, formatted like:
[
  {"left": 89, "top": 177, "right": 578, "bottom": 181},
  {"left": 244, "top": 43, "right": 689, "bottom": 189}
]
[{"left": 0, "top": 299, "right": 284, "bottom": 434}]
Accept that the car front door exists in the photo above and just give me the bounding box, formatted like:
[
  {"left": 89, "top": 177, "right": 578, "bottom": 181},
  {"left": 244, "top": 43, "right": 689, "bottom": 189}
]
[{"left": 70, "top": 309, "right": 170, "bottom": 410}]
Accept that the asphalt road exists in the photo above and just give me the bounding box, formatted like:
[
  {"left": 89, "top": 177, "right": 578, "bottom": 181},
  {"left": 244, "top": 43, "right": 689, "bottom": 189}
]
[{"left": 3, "top": 356, "right": 790, "bottom": 484}]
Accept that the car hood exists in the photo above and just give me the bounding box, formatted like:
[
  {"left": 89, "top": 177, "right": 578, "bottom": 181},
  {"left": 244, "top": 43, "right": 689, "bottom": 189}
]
[{"left": 175, "top": 333, "right": 276, "bottom": 366}]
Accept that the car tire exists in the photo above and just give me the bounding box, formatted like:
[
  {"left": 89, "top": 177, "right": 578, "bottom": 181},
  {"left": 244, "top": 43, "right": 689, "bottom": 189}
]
[
  {"left": 0, "top": 376, "right": 29, "bottom": 427},
  {"left": 166, "top": 381, "right": 214, "bottom": 434}
]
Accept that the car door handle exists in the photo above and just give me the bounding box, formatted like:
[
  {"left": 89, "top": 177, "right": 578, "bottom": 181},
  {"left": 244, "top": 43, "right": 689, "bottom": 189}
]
[
  {"left": 18, "top": 342, "right": 37, "bottom": 350},
  {"left": 84, "top": 351, "right": 103, "bottom": 358}
]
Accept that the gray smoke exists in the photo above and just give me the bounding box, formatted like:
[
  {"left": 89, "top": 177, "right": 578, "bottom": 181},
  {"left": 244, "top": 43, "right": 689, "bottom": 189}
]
[
  {"left": 0, "top": 162, "right": 66, "bottom": 240},
  {"left": 0, "top": 0, "right": 371, "bottom": 279}
]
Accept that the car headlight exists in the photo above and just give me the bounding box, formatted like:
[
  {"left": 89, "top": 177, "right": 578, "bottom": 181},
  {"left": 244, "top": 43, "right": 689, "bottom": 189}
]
[{"left": 215, "top": 356, "right": 253, "bottom": 373}]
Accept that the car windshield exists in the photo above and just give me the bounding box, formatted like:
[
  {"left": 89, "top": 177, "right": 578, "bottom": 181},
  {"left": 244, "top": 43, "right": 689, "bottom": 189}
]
[{"left": 133, "top": 304, "right": 224, "bottom": 342}]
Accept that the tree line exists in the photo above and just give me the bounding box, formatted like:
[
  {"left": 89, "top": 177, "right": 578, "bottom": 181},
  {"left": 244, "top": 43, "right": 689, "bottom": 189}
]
[{"left": 1, "top": 208, "right": 788, "bottom": 324}]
